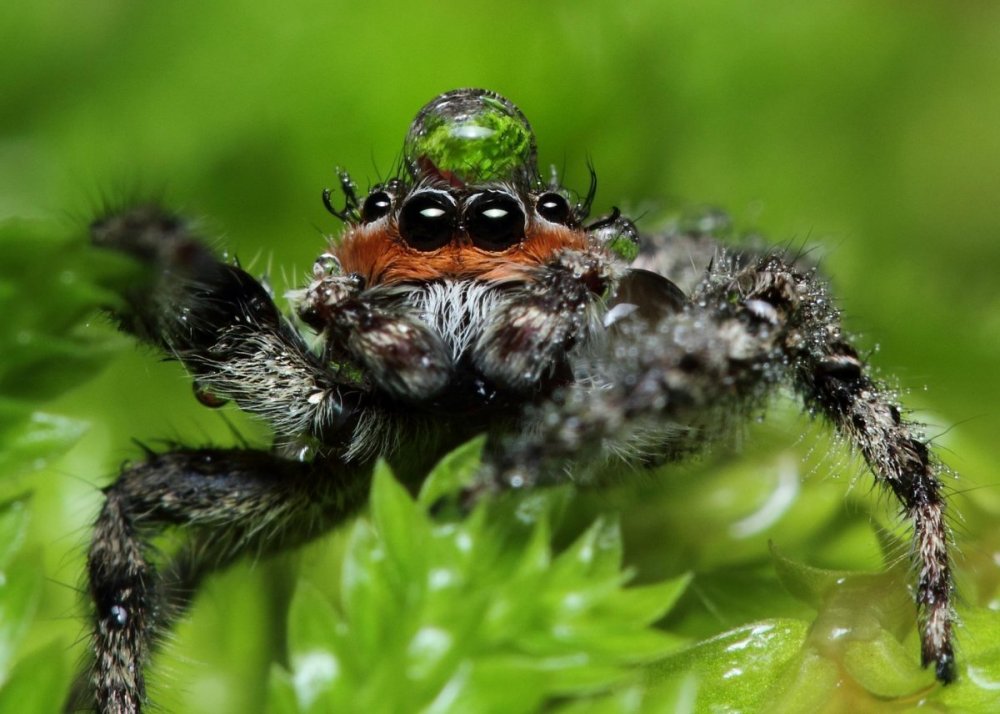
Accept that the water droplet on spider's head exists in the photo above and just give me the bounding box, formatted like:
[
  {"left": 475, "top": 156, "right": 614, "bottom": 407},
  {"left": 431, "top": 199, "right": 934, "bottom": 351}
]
[{"left": 404, "top": 89, "right": 539, "bottom": 187}]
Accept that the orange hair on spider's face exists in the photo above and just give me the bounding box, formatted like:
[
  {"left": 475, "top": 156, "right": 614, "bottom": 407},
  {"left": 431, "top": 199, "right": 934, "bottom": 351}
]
[{"left": 334, "top": 220, "right": 590, "bottom": 286}]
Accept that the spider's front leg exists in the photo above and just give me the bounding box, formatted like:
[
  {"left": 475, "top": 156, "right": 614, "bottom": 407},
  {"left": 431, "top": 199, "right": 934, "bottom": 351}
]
[
  {"left": 486, "top": 251, "right": 956, "bottom": 683},
  {"left": 84, "top": 448, "right": 368, "bottom": 714},
  {"left": 91, "top": 205, "right": 358, "bottom": 442}
]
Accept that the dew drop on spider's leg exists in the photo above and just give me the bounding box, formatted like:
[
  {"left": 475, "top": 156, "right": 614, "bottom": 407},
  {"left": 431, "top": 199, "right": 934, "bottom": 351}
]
[
  {"left": 108, "top": 603, "right": 128, "bottom": 629},
  {"left": 192, "top": 380, "right": 229, "bottom": 408}
]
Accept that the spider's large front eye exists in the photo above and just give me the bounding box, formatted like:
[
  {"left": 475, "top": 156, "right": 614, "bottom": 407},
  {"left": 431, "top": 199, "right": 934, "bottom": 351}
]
[
  {"left": 536, "top": 192, "right": 571, "bottom": 225},
  {"left": 398, "top": 192, "right": 456, "bottom": 250},
  {"left": 361, "top": 191, "right": 393, "bottom": 223},
  {"left": 466, "top": 192, "right": 525, "bottom": 251}
]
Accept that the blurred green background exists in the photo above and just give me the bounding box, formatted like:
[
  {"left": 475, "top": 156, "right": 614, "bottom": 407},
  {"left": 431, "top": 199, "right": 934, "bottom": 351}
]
[{"left": 2, "top": 1, "right": 1000, "bottom": 712}]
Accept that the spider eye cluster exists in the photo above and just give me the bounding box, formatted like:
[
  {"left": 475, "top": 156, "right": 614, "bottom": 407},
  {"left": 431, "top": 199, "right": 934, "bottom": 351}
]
[{"left": 357, "top": 183, "right": 575, "bottom": 252}]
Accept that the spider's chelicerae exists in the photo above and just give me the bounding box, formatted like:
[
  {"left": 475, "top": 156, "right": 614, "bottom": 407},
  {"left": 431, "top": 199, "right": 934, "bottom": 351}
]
[{"left": 80, "top": 88, "right": 955, "bottom": 713}]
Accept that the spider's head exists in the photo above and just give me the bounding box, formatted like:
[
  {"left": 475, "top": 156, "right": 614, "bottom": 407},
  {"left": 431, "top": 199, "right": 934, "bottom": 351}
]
[{"left": 327, "top": 89, "right": 638, "bottom": 286}]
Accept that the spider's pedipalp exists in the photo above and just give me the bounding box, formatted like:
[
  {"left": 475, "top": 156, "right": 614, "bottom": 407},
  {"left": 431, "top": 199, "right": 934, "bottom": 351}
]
[
  {"left": 473, "top": 249, "right": 622, "bottom": 393},
  {"left": 328, "top": 296, "right": 454, "bottom": 401},
  {"left": 292, "top": 271, "right": 455, "bottom": 402}
]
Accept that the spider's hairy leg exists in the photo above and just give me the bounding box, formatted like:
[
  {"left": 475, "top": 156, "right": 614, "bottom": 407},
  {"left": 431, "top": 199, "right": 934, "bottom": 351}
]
[
  {"left": 291, "top": 261, "right": 452, "bottom": 402},
  {"left": 90, "top": 205, "right": 355, "bottom": 439},
  {"left": 79, "top": 448, "right": 368, "bottom": 714},
  {"left": 729, "top": 254, "right": 955, "bottom": 682},
  {"left": 486, "top": 251, "right": 956, "bottom": 683}
]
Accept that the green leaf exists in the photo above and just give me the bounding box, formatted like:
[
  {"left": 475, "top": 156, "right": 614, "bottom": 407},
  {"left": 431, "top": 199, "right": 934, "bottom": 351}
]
[
  {"left": 338, "top": 519, "right": 392, "bottom": 674},
  {"left": 0, "top": 502, "right": 38, "bottom": 684},
  {"left": 0, "top": 501, "right": 29, "bottom": 569},
  {"left": 0, "top": 638, "right": 69, "bottom": 714},
  {"left": 0, "top": 217, "right": 133, "bottom": 498},
  {"left": 265, "top": 665, "right": 299, "bottom": 714},
  {"left": 286, "top": 581, "right": 344, "bottom": 699},
  {"left": 760, "top": 650, "right": 841, "bottom": 714},
  {"left": 552, "top": 515, "right": 624, "bottom": 580},
  {"left": 553, "top": 676, "right": 702, "bottom": 714},
  {"left": 287, "top": 581, "right": 343, "bottom": 654},
  {"left": 841, "top": 629, "right": 932, "bottom": 697},
  {"left": 0, "top": 219, "right": 132, "bottom": 402},
  {"left": 270, "top": 459, "right": 690, "bottom": 712},
  {"left": 0, "top": 553, "right": 43, "bottom": 683},
  {"left": 599, "top": 573, "right": 693, "bottom": 628},
  {"left": 0, "top": 400, "right": 88, "bottom": 480},
  {"left": 371, "top": 459, "right": 432, "bottom": 583},
  {"left": 424, "top": 658, "right": 548, "bottom": 714},
  {"left": 417, "top": 435, "right": 484, "bottom": 509},
  {"left": 938, "top": 608, "right": 1000, "bottom": 712},
  {"left": 645, "top": 619, "right": 809, "bottom": 712},
  {"left": 770, "top": 543, "right": 856, "bottom": 608}
]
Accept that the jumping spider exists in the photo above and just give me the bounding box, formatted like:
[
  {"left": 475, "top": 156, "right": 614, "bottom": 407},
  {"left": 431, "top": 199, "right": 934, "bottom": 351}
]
[{"left": 80, "top": 88, "right": 955, "bottom": 713}]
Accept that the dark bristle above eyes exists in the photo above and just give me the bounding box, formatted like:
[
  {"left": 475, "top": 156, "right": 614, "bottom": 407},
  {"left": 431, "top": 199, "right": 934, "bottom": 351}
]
[
  {"left": 398, "top": 192, "right": 456, "bottom": 250},
  {"left": 466, "top": 192, "right": 525, "bottom": 251}
]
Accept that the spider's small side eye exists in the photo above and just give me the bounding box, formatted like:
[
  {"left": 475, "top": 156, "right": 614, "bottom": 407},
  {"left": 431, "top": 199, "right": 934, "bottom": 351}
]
[
  {"left": 466, "top": 192, "right": 525, "bottom": 251},
  {"left": 398, "top": 191, "right": 457, "bottom": 250},
  {"left": 536, "top": 192, "right": 571, "bottom": 225},
  {"left": 361, "top": 190, "right": 393, "bottom": 223}
]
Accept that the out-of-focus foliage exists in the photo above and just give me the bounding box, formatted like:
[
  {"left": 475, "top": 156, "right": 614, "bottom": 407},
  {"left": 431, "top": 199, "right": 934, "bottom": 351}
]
[
  {"left": 0, "top": 219, "right": 133, "bottom": 709},
  {"left": 2, "top": 1, "right": 998, "bottom": 712},
  {"left": 0, "top": 221, "right": 129, "bottom": 481}
]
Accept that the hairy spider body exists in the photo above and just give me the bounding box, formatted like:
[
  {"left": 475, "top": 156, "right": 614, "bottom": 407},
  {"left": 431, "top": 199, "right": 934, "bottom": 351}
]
[{"left": 78, "top": 89, "right": 955, "bottom": 714}]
